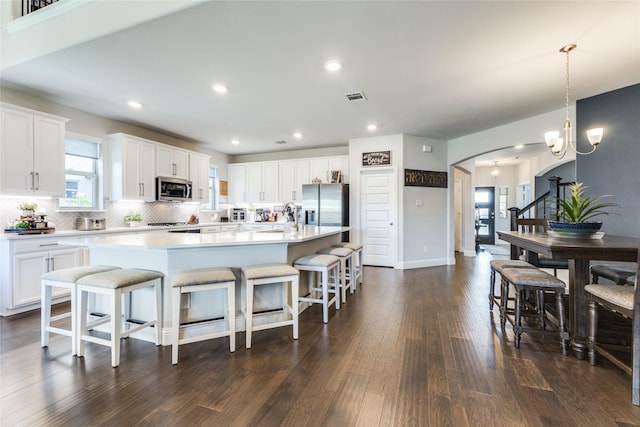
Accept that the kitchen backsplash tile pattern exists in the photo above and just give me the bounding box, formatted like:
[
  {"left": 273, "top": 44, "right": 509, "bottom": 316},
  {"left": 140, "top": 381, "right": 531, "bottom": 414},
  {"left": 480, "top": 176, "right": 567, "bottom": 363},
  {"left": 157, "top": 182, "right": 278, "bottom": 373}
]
[{"left": 1, "top": 198, "right": 206, "bottom": 231}]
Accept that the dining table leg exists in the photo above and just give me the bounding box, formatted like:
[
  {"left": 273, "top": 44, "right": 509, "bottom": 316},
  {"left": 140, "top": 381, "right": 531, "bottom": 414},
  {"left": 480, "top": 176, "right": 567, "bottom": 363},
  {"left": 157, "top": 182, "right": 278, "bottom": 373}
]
[{"left": 568, "top": 259, "right": 591, "bottom": 359}]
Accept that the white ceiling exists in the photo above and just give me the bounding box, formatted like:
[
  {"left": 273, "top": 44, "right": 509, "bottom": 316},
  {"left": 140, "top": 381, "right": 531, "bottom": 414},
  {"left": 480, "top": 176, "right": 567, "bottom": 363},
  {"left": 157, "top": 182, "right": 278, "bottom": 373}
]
[{"left": 1, "top": 1, "right": 639, "bottom": 156}]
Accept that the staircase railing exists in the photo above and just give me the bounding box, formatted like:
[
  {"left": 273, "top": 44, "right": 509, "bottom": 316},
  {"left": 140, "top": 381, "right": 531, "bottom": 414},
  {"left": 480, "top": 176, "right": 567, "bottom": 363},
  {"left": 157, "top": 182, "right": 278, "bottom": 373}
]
[
  {"left": 22, "top": 0, "right": 58, "bottom": 17},
  {"left": 509, "top": 177, "right": 574, "bottom": 231}
]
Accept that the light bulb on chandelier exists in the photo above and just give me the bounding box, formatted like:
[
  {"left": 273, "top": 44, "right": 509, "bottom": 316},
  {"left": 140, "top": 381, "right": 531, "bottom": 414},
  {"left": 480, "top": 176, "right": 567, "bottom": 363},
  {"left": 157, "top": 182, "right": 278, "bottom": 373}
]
[{"left": 544, "top": 44, "right": 604, "bottom": 159}]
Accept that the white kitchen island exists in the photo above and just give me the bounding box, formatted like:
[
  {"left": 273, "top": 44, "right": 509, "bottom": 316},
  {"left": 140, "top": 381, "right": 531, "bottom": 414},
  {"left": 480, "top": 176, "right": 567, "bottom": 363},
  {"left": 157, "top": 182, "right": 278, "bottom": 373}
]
[{"left": 61, "top": 226, "right": 345, "bottom": 345}]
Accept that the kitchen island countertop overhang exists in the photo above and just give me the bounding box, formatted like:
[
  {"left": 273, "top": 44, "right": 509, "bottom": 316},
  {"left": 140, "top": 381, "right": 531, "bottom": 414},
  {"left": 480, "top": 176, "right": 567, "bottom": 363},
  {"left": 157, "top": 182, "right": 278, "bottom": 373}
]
[{"left": 60, "top": 226, "right": 348, "bottom": 345}]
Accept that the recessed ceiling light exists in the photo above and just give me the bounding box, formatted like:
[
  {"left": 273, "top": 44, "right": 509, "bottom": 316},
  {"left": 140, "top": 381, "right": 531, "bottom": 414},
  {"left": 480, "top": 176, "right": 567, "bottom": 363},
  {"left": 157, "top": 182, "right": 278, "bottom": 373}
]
[
  {"left": 212, "top": 84, "right": 229, "bottom": 93},
  {"left": 293, "top": 132, "right": 302, "bottom": 139},
  {"left": 128, "top": 100, "right": 143, "bottom": 109},
  {"left": 324, "top": 60, "right": 342, "bottom": 72},
  {"left": 367, "top": 124, "right": 377, "bottom": 131},
  {"left": 515, "top": 144, "right": 524, "bottom": 149},
  {"left": 231, "top": 139, "right": 239, "bottom": 145}
]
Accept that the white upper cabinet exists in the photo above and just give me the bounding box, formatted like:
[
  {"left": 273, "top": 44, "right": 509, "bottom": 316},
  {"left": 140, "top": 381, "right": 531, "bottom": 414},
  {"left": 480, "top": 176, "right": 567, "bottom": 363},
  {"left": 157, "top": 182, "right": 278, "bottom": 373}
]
[
  {"left": 279, "top": 159, "right": 309, "bottom": 202},
  {"left": 308, "top": 155, "right": 349, "bottom": 184},
  {"left": 246, "top": 161, "right": 279, "bottom": 203},
  {"left": 156, "top": 144, "right": 189, "bottom": 179},
  {"left": 189, "top": 153, "right": 210, "bottom": 203},
  {"left": 109, "top": 133, "right": 156, "bottom": 201},
  {"left": 227, "top": 163, "right": 247, "bottom": 203},
  {"left": 0, "top": 104, "right": 68, "bottom": 197},
  {"left": 228, "top": 155, "right": 348, "bottom": 204}
]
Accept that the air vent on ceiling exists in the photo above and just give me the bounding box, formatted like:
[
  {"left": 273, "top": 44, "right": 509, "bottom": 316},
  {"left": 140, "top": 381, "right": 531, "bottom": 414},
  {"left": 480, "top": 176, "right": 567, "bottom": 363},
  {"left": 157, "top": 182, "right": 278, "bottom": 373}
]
[
  {"left": 344, "top": 91, "right": 367, "bottom": 103},
  {"left": 274, "top": 140, "right": 287, "bottom": 145}
]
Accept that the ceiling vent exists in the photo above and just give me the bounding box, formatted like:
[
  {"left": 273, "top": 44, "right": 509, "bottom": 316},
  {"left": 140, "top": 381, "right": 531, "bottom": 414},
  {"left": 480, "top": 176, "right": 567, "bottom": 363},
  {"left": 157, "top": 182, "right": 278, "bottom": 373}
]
[
  {"left": 274, "top": 140, "right": 287, "bottom": 145},
  {"left": 344, "top": 91, "right": 367, "bottom": 103}
]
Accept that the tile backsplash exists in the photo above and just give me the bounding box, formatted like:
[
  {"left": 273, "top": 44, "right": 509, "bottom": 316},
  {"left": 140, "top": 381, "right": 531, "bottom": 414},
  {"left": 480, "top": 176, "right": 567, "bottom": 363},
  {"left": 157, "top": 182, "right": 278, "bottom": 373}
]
[{"left": 1, "top": 198, "right": 207, "bottom": 230}]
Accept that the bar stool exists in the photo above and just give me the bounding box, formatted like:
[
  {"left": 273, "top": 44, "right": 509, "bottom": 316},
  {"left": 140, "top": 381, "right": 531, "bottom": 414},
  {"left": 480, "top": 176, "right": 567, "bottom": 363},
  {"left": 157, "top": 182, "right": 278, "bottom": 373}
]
[
  {"left": 333, "top": 242, "right": 364, "bottom": 289},
  {"left": 294, "top": 254, "right": 341, "bottom": 323},
  {"left": 500, "top": 267, "right": 569, "bottom": 354},
  {"left": 77, "top": 268, "right": 163, "bottom": 367},
  {"left": 317, "top": 246, "right": 354, "bottom": 304},
  {"left": 41, "top": 265, "right": 120, "bottom": 355},
  {"left": 241, "top": 264, "right": 299, "bottom": 349},
  {"left": 488, "top": 259, "right": 536, "bottom": 311},
  {"left": 171, "top": 267, "right": 237, "bottom": 364}
]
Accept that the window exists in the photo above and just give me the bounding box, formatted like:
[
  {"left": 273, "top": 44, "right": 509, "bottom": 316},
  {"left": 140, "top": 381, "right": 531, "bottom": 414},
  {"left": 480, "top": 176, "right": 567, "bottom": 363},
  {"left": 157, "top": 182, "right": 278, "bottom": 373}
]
[
  {"left": 59, "top": 134, "right": 101, "bottom": 210},
  {"left": 499, "top": 186, "right": 509, "bottom": 219}
]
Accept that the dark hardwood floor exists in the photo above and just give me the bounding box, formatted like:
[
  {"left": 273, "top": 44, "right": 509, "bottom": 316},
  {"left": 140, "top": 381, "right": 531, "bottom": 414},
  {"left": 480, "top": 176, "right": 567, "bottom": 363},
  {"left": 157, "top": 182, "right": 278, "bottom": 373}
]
[{"left": 1, "top": 252, "right": 639, "bottom": 426}]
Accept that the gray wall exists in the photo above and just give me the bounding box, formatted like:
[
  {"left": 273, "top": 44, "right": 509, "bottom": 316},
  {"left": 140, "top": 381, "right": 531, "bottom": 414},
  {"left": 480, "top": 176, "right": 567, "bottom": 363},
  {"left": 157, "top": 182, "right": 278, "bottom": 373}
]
[
  {"left": 534, "top": 161, "right": 575, "bottom": 200},
  {"left": 576, "top": 83, "right": 640, "bottom": 238}
]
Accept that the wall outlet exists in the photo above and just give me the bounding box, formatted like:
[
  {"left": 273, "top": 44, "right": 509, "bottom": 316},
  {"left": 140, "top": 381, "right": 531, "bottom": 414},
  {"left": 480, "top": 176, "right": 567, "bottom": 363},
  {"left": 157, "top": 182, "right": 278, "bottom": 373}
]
[
  {"left": 423, "top": 245, "right": 427, "bottom": 253},
  {"left": 416, "top": 199, "right": 423, "bottom": 207}
]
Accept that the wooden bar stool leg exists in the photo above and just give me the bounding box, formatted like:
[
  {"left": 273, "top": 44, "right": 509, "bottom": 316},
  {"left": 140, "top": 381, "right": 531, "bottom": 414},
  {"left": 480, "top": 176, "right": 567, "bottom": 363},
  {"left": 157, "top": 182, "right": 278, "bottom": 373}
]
[
  {"left": 227, "top": 284, "right": 236, "bottom": 352},
  {"left": 514, "top": 289, "right": 523, "bottom": 348},
  {"left": 292, "top": 275, "right": 299, "bottom": 340},
  {"left": 245, "top": 279, "right": 254, "bottom": 349},
  {"left": 111, "top": 289, "right": 122, "bottom": 368},
  {"left": 172, "top": 286, "right": 181, "bottom": 364},
  {"left": 557, "top": 290, "right": 569, "bottom": 356}
]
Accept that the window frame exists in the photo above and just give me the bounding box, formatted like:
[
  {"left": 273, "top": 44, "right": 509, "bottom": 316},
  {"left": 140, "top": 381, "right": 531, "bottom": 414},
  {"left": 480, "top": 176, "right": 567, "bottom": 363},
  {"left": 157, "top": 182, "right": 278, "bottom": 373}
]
[{"left": 58, "top": 132, "right": 104, "bottom": 212}]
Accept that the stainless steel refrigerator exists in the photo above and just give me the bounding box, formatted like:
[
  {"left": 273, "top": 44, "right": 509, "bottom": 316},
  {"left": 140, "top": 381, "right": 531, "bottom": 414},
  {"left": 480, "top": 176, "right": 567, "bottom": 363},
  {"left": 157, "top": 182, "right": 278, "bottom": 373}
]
[{"left": 302, "top": 183, "right": 349, "bottom": 240}]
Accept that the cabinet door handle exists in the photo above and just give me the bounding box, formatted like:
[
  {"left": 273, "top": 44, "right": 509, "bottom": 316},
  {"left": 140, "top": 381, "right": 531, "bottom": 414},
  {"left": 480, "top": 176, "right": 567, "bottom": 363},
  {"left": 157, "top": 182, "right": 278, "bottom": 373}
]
[
  {"left": 43, "top": 257, "right": 49, "bottom": 272},
  {"left": 141, "top": 183, "right": 144, "bottom": 196},
  {"left": 172, "top": 163, "right": 176, "bottom": 176},
  {"left": 39, "top": 243, "right": 59, "bottom": 247},
  {"left": 50, "top": 257, "right": 55, "bottom": 271},
  {"left": 30, "top": 172, "right": 35, "bottom": 190},
  {"left": 35, "top": 172, "right": 40, "bottom": 190},
  {"left": 292, "top": 190, "right": 296, "bottom": 200}
]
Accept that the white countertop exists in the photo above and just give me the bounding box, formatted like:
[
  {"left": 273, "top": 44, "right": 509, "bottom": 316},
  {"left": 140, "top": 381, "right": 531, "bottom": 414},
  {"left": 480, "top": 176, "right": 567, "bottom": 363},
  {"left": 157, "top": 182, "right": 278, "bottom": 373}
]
[
  {"left": 0, "top": 221, "right": 282, "bottom": 241},
  {"left": 58, "top": 226, "right": 346, "bottom": 250}
]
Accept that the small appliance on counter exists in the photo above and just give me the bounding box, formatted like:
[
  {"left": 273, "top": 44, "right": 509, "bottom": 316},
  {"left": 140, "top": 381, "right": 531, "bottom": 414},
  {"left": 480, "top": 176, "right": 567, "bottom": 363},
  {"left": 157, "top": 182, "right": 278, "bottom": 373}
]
[
  {"left": 75, "top": 217, "right": 106, "bottom": 231},
  {"left": 254, "top": 208, "right": 271, "bottom": 222},
  {"left": 231, "top": 208, "right": 247, "bottom": 222}
]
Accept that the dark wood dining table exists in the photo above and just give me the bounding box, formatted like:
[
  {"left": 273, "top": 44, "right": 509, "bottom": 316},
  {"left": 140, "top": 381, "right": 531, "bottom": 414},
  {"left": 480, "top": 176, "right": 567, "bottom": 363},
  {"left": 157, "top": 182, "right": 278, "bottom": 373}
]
[{"left": 496, "top": 230, "right": 639, "bottom": 359}]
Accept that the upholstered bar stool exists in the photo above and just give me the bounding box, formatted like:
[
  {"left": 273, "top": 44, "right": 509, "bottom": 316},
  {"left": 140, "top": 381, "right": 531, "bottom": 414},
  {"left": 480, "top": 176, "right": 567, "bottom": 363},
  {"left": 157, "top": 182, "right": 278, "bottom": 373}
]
[
  {"left": 317, "top": 246, "right": 354, "bottom": 304},
  {"left": 627, "top": 275, "right": 637, "bottom": 286},
  {"left": 41, "top": 265, "right": 120, "bottom": 355},
  {"left": 294, "top": 254, "right": 341, "bottom": 323},
  {"left": 488, "top": 259, "right": 537, "bottom": 311},
  {"left": 77, "top": 268, "right": 163, "bottom": 367},
  {"left": 590, "top": 262, "right": 638, "bottom": 286},
  {"left": 242, "top": 264, "right": 299, "bottom": 349},
  {"left": 500, "top": 267, "right": 569, "bottom": 354},
  {"left": 171, "top": 267, "right": 237, "bottom": 364},
  {"left": 333, "top": 242, "right": 364, "bottom": 289}
]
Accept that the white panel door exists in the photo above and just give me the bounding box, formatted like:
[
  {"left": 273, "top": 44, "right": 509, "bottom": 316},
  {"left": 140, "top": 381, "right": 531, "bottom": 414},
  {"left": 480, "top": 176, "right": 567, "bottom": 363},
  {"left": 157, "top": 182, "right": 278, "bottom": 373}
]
[{"left": 360, "top": 169, "right": 396, "bottom": 267}]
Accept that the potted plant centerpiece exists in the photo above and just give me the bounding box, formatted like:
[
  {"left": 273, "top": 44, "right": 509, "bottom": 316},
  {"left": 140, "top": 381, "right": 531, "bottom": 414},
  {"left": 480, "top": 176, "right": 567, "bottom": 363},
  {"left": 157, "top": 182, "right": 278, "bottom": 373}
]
[
  {"left": 548, "top": 182, "right": 618, "bottom": 237},
  {"left": 124, "top": 211, "right": 143, "bottom": 227}
]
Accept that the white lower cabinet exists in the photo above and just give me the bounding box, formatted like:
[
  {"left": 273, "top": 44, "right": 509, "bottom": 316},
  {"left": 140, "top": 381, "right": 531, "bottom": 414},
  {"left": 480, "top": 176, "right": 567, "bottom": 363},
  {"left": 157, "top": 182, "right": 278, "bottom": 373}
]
[{"left": 1, "top": 237, "right": 84, "bottom": 315}]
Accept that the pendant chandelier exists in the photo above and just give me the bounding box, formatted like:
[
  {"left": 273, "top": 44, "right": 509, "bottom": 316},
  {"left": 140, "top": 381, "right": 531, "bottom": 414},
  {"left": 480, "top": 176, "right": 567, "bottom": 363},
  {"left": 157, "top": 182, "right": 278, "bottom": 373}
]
[
  {"left": 544, "top": 44, "right": 604, "bottom": 159},
  {"left": 490, "top": 161, "right": 500, "bottom": 178}
]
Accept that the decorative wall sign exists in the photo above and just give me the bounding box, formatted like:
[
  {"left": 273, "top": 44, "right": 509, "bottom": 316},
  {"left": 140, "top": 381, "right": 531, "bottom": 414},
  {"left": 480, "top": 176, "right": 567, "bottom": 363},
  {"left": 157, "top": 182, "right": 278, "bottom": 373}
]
[
  {"left": 220, "top": 180, "right": 228, "bottom": 196},
  {"left": 404, "top": 169, "right": 448, "bottom": 188},
  {"left": 362, "top": 151, "right": 391, "bottom": 166}
]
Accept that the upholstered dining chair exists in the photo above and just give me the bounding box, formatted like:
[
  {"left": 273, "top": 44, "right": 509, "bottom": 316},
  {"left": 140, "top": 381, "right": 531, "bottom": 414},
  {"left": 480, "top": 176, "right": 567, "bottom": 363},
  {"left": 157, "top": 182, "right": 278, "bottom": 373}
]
[{"left": 585, "top": 249, "right": 639, "bottom": 406}]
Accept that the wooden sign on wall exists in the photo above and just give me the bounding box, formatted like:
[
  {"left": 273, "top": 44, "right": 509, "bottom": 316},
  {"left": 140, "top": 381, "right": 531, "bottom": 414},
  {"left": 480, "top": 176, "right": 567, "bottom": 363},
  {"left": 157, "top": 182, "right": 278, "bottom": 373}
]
[
  {"left": 362, "top": 151, "right": 391, "bottom": 167},
  {"left": 404, "top": 169, "right": 448, "bottom": 188}
]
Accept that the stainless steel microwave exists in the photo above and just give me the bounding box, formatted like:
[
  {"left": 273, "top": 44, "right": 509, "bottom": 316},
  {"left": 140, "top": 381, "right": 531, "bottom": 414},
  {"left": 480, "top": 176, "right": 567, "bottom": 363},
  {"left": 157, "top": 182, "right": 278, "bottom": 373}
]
[{"left": 156, "top": 177, "right": 192, "bottom": 201}]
